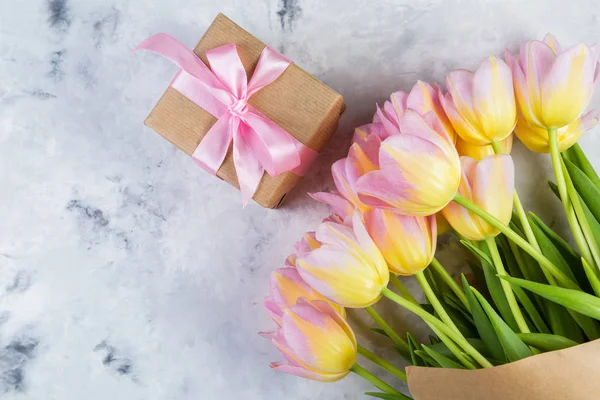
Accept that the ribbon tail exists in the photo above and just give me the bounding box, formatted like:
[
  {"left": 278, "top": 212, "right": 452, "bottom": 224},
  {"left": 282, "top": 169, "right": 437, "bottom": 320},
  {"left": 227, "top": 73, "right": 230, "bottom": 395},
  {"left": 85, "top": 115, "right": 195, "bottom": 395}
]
[
  {"left": 192, "top": 113, "right": 235, "bottom": 175},
  {"left": 233, "top": 123, "right": 265, "bottom": 207}
]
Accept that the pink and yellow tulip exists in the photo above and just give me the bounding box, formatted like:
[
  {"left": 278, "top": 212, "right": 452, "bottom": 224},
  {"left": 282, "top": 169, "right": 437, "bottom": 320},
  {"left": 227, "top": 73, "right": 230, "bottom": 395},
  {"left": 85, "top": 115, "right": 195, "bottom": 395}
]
[
  {"left": 270, "top": 299, "right": 357, "bottom": 382},
  {"left": 455, "top": 134, "right": 513, "bottom": 160},
  {"left": 442, "top": 155, "right": 515, "bottom": 241},
  {"left": 375, "top": 81, "right": 455, "bottom": 143},
  {"left": 264, "top": 268, "right": 346, "bottom": 326},
  {"left": 514, "top": 110, "right": 600, "bottom": 153},
  {"left": 363, "top": 209, "right": 437, "bottom": 275},
  {"left": 296, "top": 213, "right": 389, "bottom": 308},
  {"left": 357, "top": 110, "right": 461, "bottom": 216},
  {"left": 441, "top": 56, "right": 517, "bottom": 145},
  {"left": 505, "top": 34, "right": 600, "bottom": 132}
]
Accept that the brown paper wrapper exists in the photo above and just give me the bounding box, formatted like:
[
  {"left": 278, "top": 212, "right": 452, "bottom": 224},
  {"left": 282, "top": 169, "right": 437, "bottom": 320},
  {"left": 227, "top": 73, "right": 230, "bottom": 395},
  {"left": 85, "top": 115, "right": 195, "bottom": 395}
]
[
  {"left": 144, "top": 13, "right": 345, "bottom": 208},
  {"left": 407, "top": 339, "right": 600, "bottom": 399}
]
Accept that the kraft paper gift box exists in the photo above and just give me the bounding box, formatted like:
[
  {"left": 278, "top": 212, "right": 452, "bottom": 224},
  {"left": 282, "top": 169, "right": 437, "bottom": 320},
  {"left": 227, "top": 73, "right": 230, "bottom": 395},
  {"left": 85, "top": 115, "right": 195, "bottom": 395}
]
[{"left": 140, "top": 13, "right": 345, "bottom": 208}]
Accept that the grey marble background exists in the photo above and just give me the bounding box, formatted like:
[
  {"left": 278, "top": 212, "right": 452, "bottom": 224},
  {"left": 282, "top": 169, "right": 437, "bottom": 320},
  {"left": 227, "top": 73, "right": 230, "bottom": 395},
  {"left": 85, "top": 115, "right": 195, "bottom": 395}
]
[{"left": 1, "top": 0, "right": 600, "bottom": 399}]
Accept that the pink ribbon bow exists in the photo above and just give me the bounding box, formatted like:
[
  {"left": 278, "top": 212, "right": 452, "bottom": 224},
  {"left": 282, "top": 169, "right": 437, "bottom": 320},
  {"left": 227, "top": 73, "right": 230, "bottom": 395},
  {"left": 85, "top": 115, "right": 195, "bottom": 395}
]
[{"left": 134, "top": 33, "right": 317, "bottom": 205}]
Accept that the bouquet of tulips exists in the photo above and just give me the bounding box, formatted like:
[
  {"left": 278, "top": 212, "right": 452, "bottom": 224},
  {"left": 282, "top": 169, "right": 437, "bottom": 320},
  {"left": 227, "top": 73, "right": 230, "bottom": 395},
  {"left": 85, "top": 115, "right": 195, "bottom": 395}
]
[{"left": 260, "top": 34, "right": 600, "bottom": 399}]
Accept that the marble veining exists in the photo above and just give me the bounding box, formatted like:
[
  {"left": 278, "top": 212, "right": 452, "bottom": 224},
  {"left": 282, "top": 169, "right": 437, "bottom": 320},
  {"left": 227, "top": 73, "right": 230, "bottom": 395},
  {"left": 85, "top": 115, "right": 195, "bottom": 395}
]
[{"left": 2, "top": 0, "right": 600, "bottom": 399}]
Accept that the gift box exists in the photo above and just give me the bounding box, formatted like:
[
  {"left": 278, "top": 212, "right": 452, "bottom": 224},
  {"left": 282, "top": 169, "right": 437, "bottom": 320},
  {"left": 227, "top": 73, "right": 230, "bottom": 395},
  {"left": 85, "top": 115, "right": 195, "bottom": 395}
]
[{"left": 138, "top": 13, "right": 345, "bottom": 208}]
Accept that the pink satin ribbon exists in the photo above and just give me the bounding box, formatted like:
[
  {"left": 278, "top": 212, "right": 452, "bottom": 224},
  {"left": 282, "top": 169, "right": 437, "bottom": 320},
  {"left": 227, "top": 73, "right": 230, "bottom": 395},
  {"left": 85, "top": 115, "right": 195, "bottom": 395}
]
[{"left": 134, "top": 33, "right": 318, "bottom": 205}]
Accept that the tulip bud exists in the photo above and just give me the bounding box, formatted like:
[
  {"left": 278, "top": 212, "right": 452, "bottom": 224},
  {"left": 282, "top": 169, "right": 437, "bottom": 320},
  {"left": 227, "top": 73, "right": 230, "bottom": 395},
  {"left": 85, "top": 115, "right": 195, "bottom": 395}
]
[
  {"left": 442, "top": 155, "right": 515, "bottom": 241},
  {"left": 296, "top": 213, "right": 389, "bottom": 308},
  {"left": 363, "top": 209, "right": 437, "bottom": 275},
  {"left": 505, "top": 34, "right": 599, "bottom": 131},
  {"left": 264, "top": 268, "right": 346, "bottom": 326},
  {"left": 441, "top": 56, "right": 517, "bottom": 145},
  {"left": 357, "top": 110, "right": 461, "bottom": 216},
  {"left": 270, "top": 299, "right": 357, "bottom": 382}
]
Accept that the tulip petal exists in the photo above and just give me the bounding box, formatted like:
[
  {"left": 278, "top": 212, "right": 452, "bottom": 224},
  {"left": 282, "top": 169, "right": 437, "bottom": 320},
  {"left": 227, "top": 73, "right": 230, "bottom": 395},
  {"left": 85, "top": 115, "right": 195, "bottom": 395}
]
[
  {"left": 296, "top": 298, "right": 354, "bottom": 348},
  {"left": 543, "top": 33, "right": 562, "bottom": 54},
  {"left": 472, "top": 57, "right": 517, "bottom": 141},
  {"left": 473, "top": 155, "right": 515, "bottom": 229},
  {"left": 296, "top": 246, "right": 383, "bottom": 308},
  {"left": 376, "top": 104, "right": 400, "bottom": 136},
  {"left": 309, "top": 191, "right": 354, "bottom": 220},
  {"left": 441, "top": 90, "right": 488, "bottom": 145},
  {"left": 542, "top": 44, "right": 596, "bottom": 128},
  {"left": 520, "top": 40, "right": 556, "bottom": 126},
  {"left": 346, "top": 143, "right": 379, "bottom": 186},
  {"left": 351, "top": 212, "right": 389, "bottom": 283},
  {"left": 364, "top": 209, "right": 436, "bottom": 275},
  {"left": 331, "top": 158, "right": 359, "bottom": 206},
  {"left": 281, "top": 303, "right": 357, "bottom": 373},
  {"left": 269, "top": 362, "right": 349, "bottom": 382}
]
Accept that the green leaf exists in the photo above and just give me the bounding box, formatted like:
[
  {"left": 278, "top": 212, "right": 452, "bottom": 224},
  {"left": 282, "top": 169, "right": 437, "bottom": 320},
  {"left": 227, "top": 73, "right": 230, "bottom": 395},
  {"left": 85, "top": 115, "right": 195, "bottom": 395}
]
[
  {"left": 428, "top": 338, "right": 491, "bottom": 359},
  {"left": 516, "top": 332, "right": 578, "bottom": 352},
  {"left": 577, "top": 192, "right": 600, "bottom": 249},
  {"left": 414, "top": 350, "right": 440, "bottom": 367},
  {"left": 511, "top": 285, "right": 550, "bottom": 333},
  {"left": 508, "top": 222, "right": 549, "bottom": 284},
  {"left": 500, "top": 276, "right": 600, "bottom": 323},
  {"left": 443, "top": 293, "right": 474, "bottom": 325},
  {"left": 528, "top": 212, "right": 580, "bottom": 264},
  {"left": 406, "top": 333, "right": 425, "bottom": 367},
  {"left": 528, "top": 216, "right": 578, "bottom": 283},
  {"left": 581, "top": 257, "right": 600, "bottom": 297},
  {"left": 471, "top": 287, "right": 533, "bottom": 362},
  {"left": 479, "top": 247, "right": 519, "bottom": 331},
  {"left": 365, "top": 392, "right": 413, "bottom": 400},
  {"left": 370, "top": 328, "right": 389, "bottom": 338},
  {"left": 461, "top": 275, "right": 506, "bottom": 362},
  {"left": 440, "top": 298, "right": 477, "bottom": 338},
  {"left": 461, "top": 240, "right": 493, "bottom": 266},
  {"left": 544, "top": 301, "right": 585, "bottom": 343},
  {"left": 497, "top": 235, "right": 524, "bottom": 279},
  {"left": 529, "top": 212, "right": 590, "bottom": 292},
  {"left": 422, "top": 345, "right": 466, "bottom": 369},
  {"left": 564, "top": 143, "right": 600, "bottom": 189},
  {"left": 564, "top": 157, "right": 600, "bottom": 223}
]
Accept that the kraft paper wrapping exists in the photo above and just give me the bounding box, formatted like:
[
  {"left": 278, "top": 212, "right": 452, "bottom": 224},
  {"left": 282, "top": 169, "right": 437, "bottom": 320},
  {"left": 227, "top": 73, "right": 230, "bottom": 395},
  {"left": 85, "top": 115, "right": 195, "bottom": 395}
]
[
  {"left": 407, "top": 339, "right": 600, "bottom": 399},
  {"left": 144, "top": 13, "right": 345, "bottom": 208}
]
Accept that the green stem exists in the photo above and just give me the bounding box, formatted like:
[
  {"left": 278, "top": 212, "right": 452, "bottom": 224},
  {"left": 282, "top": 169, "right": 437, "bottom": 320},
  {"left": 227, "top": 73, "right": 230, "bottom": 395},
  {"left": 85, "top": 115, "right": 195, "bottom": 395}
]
[
  {"left": 426, "top": 322, "right": 477, "bottom": 369},
  {"left": 560, "top": 156, "right": 600, "bottom": 269},
  {"left": 491, "top": 140, "right": 550, "bottom": 280},
  {"left": 389, "top": 274, "right": 420, "bottom": 306},
  {"left": 415, "top": 270, "right": 463, "bottom": 335},
  {"left": 430, "top": 258, "right": 469, "bottom": 310},
  {"left": 350, "top": 363, "right": 402, "bottom": 395},
  {"left": 357, "top": 345, "right": 407, "bottom": 382},
  {"left": 365, "top": 306, "right": 410, "bottom": 356},
  {"left": 452, "top": 193, "right": 578, "bottom": 289},
  {"left": 548, "top": 128, "right": 595, "bottom": 268},
  {"left": 485, "top": 237, "right": 530, "bottom": 333},
  {"left": 490, "top": 139, "right": 503, "bottom": 154},
  {"left": 381, "top": 287, "right": 493, "bottom": 368}
]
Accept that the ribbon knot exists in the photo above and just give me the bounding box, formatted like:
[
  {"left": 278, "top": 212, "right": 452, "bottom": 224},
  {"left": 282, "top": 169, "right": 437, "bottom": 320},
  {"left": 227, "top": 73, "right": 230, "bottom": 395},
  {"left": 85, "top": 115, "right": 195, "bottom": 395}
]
[
  {"left": 134, "top": 33, "right": 319, "bottom": 206},
  {"left": 228, "top": 98, "right": 249, "bottom": 117}
]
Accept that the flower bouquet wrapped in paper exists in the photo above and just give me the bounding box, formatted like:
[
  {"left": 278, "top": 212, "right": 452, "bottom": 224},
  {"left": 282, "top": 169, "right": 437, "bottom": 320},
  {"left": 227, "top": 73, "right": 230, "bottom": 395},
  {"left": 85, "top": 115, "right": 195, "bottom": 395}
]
[{"left": 260, "top": 34, "right": 600, "bottom": 399}]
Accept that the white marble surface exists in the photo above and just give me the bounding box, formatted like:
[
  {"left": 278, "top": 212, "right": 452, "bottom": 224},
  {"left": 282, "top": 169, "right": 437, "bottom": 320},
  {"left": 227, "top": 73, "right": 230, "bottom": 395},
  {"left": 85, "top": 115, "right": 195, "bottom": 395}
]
[{"left": 2, "top": 0, "right": 600, "bottom": 399}]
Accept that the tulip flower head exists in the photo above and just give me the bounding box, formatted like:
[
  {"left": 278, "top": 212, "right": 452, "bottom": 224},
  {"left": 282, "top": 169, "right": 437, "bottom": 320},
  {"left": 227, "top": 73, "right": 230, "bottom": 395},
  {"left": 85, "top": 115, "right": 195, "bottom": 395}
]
[
  {"left": 442, "top": 155, "right": 515, "bottom": 241},
  {"left": 296, "top": 213, "right": 389, "bottom": 308},
  {"left": 357, "top": 110, "right": 461, "bottom": 216},
  {"left": 363, "top": 209, "right": 437, "bottom": 275},
  {"left": 505, "top": 34, "right": 600, "bottom": 132},
  {"left": 441, "top": 56, "right": 517, "bottom": 145},
  {"left": 311, "top": 125, "right": 383, "bottom": 218},
  {"left": 270, "top": 299, "right": 357, "bottom": 382},
  {"left": 456, "top": 134, "right": 513, "bottom": 161},
  {"left": 264, "top": 268, "right": 346, "bottom": 326},
  {"left": 376, "top": 81, "right": 455, "bottom": 142}
]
